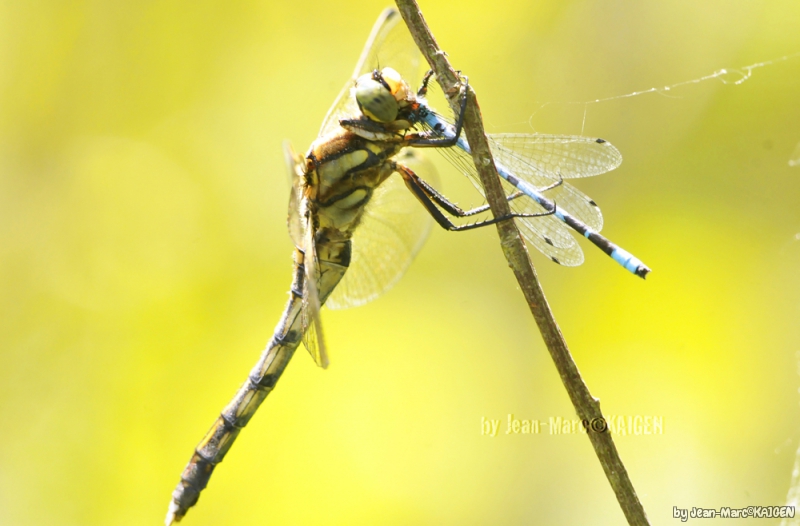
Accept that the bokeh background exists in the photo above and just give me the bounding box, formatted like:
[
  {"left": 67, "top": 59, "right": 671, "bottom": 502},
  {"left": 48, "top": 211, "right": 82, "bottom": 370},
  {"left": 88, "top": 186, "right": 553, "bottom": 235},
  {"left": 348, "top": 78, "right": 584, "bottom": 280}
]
[{"left": 2, "top": 1, "right": 800, "bottom": 524}]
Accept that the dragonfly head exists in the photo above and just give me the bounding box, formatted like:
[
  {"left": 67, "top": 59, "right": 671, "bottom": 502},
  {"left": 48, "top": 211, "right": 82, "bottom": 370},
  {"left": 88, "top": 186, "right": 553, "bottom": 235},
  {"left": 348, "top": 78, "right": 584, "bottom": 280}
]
[{"left": 354, "top": 67, "right": 412, "bottom": 123}]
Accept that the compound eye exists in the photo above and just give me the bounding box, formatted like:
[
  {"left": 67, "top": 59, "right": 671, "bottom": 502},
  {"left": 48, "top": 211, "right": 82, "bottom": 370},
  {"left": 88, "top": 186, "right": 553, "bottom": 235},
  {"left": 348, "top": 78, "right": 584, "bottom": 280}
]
[
  {"left": 381, "top": 67, "right": 411, "bottom": 105},
  {"left": 355, "top": 75, "right": 398, "bottom": 123}
]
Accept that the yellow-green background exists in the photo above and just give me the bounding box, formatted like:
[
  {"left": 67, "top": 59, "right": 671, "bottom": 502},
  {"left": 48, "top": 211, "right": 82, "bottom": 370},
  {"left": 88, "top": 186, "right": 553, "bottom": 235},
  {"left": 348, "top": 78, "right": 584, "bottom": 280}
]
[{"left": 2, "top": 1, "right": 799, "bottom": 524}]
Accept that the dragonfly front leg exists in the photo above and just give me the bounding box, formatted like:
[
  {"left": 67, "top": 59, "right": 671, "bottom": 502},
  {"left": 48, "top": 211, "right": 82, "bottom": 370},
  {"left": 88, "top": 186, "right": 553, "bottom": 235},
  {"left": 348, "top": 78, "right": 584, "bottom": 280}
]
[
  {"left": 416, "top": 69, "right": 435, "bottom": 97},
  {"left": 339, "top": 115, "right": 404, "bottom": 142},
  {"left": 393, "top": 161, "right": 553, "bottom": 232},
  {"left": 416, "top": 68, "right": 465, "bottom": 99},
  {"left": 406, "top": 76, "right": 469, "bottom": 148}
]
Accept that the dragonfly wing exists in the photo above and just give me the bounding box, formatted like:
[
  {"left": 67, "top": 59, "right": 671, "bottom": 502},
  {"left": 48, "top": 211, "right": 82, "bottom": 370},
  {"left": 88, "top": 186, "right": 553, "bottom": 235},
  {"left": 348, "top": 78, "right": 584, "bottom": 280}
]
[
  {"left": 500, "top": 177, "right": 585, "bottom": 266},
  {"left": 516, "top": 218, "right": 585, "bottom": 267},
  {"left": 284, "top": 141, "right": 305, "bottom": 247},
  {"left": 301, "top": 220, "right": 329, "bottom": 368},
  {"left": 487, "top": 134, "right": 622, "bottom": 179},
  {"left": 542, "top": 180, "right": 603, "bottom": 232},
  {"left": 302, "top": 313, "right": 325, "bottom": 367},
  {"left": 434, "top": 143, "right": 585, "bottom": 266},
  {"left": 326, "top": 148, "right": 436, "bottom": 309},
  {"left": 489, "top": 140, "right": 604, "bottom": 232},
  {"left": 318, "top": 8, "right": 424, "bottom": 138}
]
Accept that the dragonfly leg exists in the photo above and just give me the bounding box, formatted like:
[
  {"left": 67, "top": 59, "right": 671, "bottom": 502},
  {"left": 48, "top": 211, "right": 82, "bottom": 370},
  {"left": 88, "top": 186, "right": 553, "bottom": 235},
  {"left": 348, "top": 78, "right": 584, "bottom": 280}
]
[
  {"left": 394, "top": 162, "right": 553, "bottom": 232},
  {"left": 417, "top": 69, "right": 465, "bottom": 98},
  {"left": 538, "top": 171, "right": 564, "bottom": 193},
  {"left": 417, "top": 69, "right": 435, "bottom": 97},
  {"left": 417, "top": 175, "right": 525, "bottom": 218},
  {"left": 405, "top": 76, "right": 469, "bottom": 148},
  {"left": 339, "top": 115, "right": 402, "bottom": 141}
]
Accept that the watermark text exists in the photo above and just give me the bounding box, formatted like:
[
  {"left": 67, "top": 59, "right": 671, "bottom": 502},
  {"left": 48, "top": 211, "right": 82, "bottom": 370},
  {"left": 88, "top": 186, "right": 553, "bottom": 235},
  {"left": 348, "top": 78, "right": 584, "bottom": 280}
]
[
  {"left": 673, "top": 505, "right": 794, "bottom": 521},
  {"left": 480, "top": 414, "right": 663, "bottom": 436}
]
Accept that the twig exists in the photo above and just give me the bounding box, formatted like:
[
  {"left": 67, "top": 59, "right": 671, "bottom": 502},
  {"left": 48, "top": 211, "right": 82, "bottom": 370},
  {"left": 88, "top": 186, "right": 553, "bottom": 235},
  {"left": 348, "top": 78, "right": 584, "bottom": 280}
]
[{"left": 394, "top": 2, "right": 651, "bottom": 524}]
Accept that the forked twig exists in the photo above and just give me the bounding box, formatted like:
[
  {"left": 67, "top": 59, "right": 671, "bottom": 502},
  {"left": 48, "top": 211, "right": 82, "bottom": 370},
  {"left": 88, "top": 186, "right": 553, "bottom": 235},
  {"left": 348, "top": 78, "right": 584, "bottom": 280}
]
[{"left": 394, "top": 1, "right": 651, "bottom": 524}]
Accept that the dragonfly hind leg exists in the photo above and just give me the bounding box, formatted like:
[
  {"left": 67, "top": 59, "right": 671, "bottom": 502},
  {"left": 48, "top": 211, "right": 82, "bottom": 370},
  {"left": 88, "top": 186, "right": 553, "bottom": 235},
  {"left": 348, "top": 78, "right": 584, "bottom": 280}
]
[
  {"left": 417, "top": 175, "right": 525, "bottom": 218},
  {"left": 394, "top": 162, "right": 553, "bottom": 232}
]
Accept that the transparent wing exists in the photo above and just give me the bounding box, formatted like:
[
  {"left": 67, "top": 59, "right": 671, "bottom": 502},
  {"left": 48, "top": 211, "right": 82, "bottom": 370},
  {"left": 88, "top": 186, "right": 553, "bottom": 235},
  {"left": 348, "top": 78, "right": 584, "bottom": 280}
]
[
  {"left": 487, "top": 134, "right": 622, "bottom": 179},
  {"left": 489, "top": 138, "right": 604, "bottom": 233},
  {"left": 326, "top": 148, "right": 436, "bottom": 309},
  {"left": 421, "top": 79, "right": 608, "bottom": 234},
  {"left": 433, "top": 138, "right": 585, "bottom": 267},
  {"left": 318, "top": 8, "right": 425, "bottom": 138},
  {"left": 301, "top": 221, "right": 329, "bottom": 368},
  {"left": 302, "top": 315, "right": 325, "bottom": 368},
  {"left": 284, "top": 141, "right": 304, "bottom": 247}
]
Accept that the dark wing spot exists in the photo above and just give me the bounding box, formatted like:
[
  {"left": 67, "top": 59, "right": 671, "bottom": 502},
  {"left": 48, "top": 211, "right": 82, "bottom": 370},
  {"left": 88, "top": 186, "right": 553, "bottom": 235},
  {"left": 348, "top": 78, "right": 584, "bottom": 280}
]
[
  {"left": 595, "top": 138, "right": 606, "bottom": 144},
  {"left": 543, "top": 236, "right": 554, "bottom": 246},
  {"left": 588, "top": 199, "right": 597, "bottom": 206},
  {"left": 550, "top": 257, "right": 561, "bottom": 265}
]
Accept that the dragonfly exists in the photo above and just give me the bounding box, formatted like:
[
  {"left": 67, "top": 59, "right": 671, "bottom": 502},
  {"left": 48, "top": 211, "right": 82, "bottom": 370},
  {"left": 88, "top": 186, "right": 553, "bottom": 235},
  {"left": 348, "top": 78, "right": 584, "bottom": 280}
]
[{"left": 165, "top": 7, "right": 650, "bottom": 524}]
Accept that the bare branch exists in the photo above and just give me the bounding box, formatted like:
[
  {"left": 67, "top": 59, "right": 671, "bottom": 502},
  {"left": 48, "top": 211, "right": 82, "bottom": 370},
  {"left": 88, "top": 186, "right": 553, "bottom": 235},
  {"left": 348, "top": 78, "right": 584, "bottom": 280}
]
[{"left": 395, "top": 2, "right": 651, "bottom": 524}]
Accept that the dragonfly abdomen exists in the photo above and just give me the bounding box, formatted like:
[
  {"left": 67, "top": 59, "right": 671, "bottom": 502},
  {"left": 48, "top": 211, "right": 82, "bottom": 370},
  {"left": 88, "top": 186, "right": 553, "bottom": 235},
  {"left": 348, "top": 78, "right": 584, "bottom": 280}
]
[{"left": 166, "top": 244, "right": 350, "bottom": 524}]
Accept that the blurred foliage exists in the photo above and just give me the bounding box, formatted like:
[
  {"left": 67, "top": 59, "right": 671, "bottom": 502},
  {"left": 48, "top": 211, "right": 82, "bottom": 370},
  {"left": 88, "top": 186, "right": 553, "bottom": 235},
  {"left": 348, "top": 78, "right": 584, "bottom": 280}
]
[{"left": 1, "top": 1, "right": 800, "bottom": 524}]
